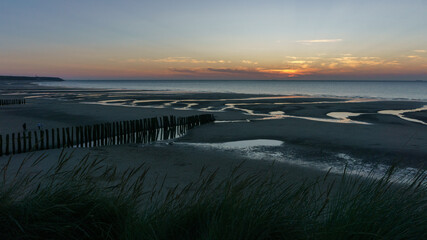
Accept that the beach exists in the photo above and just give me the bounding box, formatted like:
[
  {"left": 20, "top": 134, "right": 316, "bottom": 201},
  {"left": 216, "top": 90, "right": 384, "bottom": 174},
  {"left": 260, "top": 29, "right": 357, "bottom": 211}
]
[{"left": 1, "top": 80, "right": 426, "bottom": 185}]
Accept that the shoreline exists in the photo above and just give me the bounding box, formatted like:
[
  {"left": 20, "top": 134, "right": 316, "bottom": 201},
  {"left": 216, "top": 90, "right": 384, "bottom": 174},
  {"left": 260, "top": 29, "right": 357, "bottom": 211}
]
[{"left": 35, "top": 80, "right": 427, "bottom": 102}]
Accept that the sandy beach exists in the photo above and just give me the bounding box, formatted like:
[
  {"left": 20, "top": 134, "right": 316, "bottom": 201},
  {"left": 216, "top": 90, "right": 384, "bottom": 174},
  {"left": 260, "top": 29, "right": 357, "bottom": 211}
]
[{"left": 1, "top": 80, "right": 426, "bottom": 185}]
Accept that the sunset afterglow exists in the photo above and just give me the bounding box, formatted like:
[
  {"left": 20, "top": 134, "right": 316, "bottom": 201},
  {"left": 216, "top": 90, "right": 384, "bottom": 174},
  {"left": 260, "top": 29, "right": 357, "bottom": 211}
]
[{"left": 1, "top": 0, "right": 426, "bottom": 80}]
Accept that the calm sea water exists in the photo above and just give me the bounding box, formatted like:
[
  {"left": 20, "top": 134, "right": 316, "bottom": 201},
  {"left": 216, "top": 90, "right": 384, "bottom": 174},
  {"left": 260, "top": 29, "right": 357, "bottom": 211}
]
[{"left": 38, "top": 80, "right": 427, "bottom": 100}]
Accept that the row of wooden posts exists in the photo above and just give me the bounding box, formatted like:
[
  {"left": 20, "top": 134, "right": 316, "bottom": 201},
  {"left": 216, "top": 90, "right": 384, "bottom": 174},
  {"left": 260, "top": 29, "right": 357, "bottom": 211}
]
[
  {"left": 0, "top": 114, "right": 215, "bottom": 156},
  {"left": 0, "top": 99, "right": 26, "bottom": 106}
]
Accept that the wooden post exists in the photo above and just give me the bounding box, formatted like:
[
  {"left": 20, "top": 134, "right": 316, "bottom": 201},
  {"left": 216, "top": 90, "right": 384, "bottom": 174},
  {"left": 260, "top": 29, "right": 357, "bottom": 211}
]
[
  {"left": 17, "top": 133, "right": 22, "bottom": 154},
  {"left": 80, "top": 126, "right": 84, "bottom": 147},
  {"left": 103, "top": 124, "right": 107, "bottom": 146},
  {"left": 5, "top": 134, "right": 9, "bottom": 155},
  {"left": 0, "top": 135, "right": 2, "bottom": 156},
  {"left": 118, "top": 122, "right": 122, "bottom": 144},
  {"left": 115, "top": 122, "right": 118, "bottom": 144},
  {"left": 93, "top": 125, "right": 97, "bottom": 147},
  {"left": 130, "top": 121, "right": 133, "bottom": 143},
  {"left": 71, "top": 127, "right": 74, "bottom": 147},
  {"left": 34, "top": 131, "right": 39, "bottom": 150},
  {"left": 57, "top": 128, "right": 61, "bottom": 148},
  {"left": 100, "top": 124, "right": 103, "bottom": 146},
  {"left": 62, "top": 128, "right": 66, "bottom": 148},
  {"left": 84, "top": 126, "right": 88, "bottom": 147},
  {"left": 111, "top": 123, "right": 115, "bottom": 145},
  {"left": 66, "top": 127, "right": 71, "bottom": 148},
  {"left": 52, "top": 129, "right": 55, "bottom": 149},
  {"left": 76, "top": 126, "right": 80, "bottom": 148},
  {"left": 45, "top": 129, "right": 49, "bottom": 149},
  {"left": 88, "top": 126, "right": 92, "bottom": 147},
  {"left": 96, "top": 125, "right": 99, "bottom": 146},
  {"left": 124, "top": 121, "right": 128, "bottom": 144},
  {"left": 40, "top": 131, "right": 44, "bottom": 150}
]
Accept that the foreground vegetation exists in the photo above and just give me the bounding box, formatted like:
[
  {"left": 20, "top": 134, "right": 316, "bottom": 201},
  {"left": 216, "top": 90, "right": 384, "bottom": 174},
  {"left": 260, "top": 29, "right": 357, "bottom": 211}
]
[{"left": 0, "top": 152, "right": 426, "bottom": 240}]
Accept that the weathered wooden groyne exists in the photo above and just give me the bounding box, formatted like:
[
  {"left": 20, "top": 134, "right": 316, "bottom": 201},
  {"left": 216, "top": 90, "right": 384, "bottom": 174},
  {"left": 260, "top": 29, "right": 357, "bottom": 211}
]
[
  {"left": 0, "top": 114, "right": 215, "bottom": 156},
  {"left": 0, "top": 99, "right": 26, "bottom": 106}
]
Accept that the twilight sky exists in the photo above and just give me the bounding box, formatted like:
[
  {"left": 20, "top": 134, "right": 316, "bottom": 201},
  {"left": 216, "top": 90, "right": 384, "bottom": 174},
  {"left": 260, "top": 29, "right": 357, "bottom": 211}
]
[{"left": 1, "top": 0, "right": 426, "bottom": 80}]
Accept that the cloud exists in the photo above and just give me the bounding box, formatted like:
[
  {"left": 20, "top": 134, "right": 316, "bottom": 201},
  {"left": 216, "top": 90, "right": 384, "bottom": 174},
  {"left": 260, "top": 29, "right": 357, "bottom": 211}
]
[
  {"left": 289, "top": 60, "right": 313, "bottom": 64},
  {"left": 168, "top": 68, "right": 201, "bottom": 73},
  {"left": 241, "top": 60, "right": 258, "bottom": 65},
  {"left": 126, "top": 57, "right": 228, "bottom": 64},
  {"left": 413, "top": 50, "right": 426, "bottom": 53},
  {"left": 297, "top": 39, "right": 343, "bottom": 44},
  {"left": 332, "top": 56, "right": 383, "bottom": 68},
  {"left": 207, "top": 67, "right": 262, "bottom": 75},
  {"left": 206, "top": 67, "right": 316, "bottom": 78}
]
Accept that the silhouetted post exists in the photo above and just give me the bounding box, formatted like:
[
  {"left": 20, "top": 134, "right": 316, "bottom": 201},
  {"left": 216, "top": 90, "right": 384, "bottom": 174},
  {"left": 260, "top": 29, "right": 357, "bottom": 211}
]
[
  {"left": 128, "top": 121, "right": 132, "bottom": 143},
  {"left": 76, "top": 126, "right": 80, "bottom": 147},
  {"left": 139, "top": 119, "right": 143, "bottom": 142},
  {"left": 130, "top": 121, "right": 133, "bottom": 143},
  {"left": 105, "top": 123, "right": 109, "bottom": 145},
  {"left": 100, "top": 124, "right": 103, "bottom": 146},
  {"left": 128, "top": 121, "right": 131, "bottom": 143},
  {"left": 71, "top": 127, "right": 74, "bottom": 147},
  {"left": 17, "top": 133, "right": 22, "bottom": 154},
  {"left": 105, "top": 123, "right": 108, "bottom": 145},
  {"left": 45, "top": 129, "right": 49, "bottom": 149},
  {"left": 80, "top": 126, "right": 84, "bottom": 147},
  {"left": 112, "top": 123, "right": 115, "bottom": 145},
  {"left": 96, "top": 124, "right": 101, "bottom": 146},
  {"left": 136, "top": 120, "right": 141, "bottom": 143},
  {"left": 99, "top": 124, "right": 102, "bottom": 146},
  {"left": 56, "top": 128, "right": 60, "bottom": 148},
  {"left": 52, "top": 129, "right": 55, "bottom": 149},
  {"left": 114, "top": 122, "right": 118, "bottom": 144},
  {"left": 34, "top": 131, "right": 39, "bottom": 150},
  {"left": 133, "top": 120, "right": 136, "bottom": 143},
  {"left": 103, "top": 124, "right": 107, "bottom": 146},
  {"left": 61, "top": 128, "right": 65, "bottom": 148},
  {"left": 93, "top": 125, "right": 97, "bottom": 147},
  {"left": 84, "top": 126, "right": 88, "bottom": 147},
  {"left": 66, "top": 127, "right": 71, "bottom": 147},
  {"left": 94, "top": 125, "right": 98, "bottom": 146},
  {"left": 0, "top": 135, "right": 2, "bottom": 156},
  {"left": 124, "top": 121, "right": 128, "bottom": 144},
  {"left": 5, "top": 134, "right": 9, "bottom": 155},
  {"left": 119, "top": 122, "right": 123, "bottom": 144},
  {"left": 88, "top": 126, "right": 92, "bottom": 147},
  {"left": 40, "top": 131, "right": 44, "bottom": 150},
  {"left": 85, "top": 126, "right": 89, "bottom": 147}
]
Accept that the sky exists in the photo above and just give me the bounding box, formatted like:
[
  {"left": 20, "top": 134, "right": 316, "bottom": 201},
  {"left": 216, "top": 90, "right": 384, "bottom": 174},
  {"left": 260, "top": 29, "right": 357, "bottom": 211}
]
[{"left": 1, "top": 0, "right": 427, "bottom": 80}]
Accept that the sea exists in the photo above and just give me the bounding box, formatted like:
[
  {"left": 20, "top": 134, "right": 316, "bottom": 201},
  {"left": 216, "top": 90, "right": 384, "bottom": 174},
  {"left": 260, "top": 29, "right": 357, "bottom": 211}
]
[{"left": 38, "top": 80, "right": 427, "bottom": 101}]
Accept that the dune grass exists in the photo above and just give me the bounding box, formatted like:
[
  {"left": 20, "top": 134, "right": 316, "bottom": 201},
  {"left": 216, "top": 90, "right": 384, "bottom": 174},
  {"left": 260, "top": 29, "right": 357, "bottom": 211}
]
[{"left": 0, "top": 152, "right": 426, "bottom": 240}]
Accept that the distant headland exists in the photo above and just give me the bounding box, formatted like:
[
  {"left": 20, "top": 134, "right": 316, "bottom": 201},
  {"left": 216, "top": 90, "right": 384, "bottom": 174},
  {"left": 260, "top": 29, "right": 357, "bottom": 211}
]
[{"left": 0, "top": 75, "right": 63, "bottom": 82}]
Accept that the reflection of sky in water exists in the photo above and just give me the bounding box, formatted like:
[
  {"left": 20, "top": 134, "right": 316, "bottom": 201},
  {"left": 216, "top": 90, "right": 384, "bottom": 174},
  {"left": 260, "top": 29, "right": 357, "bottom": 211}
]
[
  {"left": 176, "top": 139, "right": 424, "bottom": 185},
  {"left": 19, "top": 90, "right": 427, "bottom": 125},
  {"left": 378, "top": 105, "right": 427, "bottom": 125},
  {"left": 90, "top": 96, "right": 426, "bottom": 125}
]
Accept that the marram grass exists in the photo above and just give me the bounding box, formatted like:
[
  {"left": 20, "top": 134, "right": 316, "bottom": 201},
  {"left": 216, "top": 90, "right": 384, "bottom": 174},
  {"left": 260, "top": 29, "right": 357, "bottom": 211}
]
[{"left": 0, "top": 151, "right": 426, "bottom": 240}]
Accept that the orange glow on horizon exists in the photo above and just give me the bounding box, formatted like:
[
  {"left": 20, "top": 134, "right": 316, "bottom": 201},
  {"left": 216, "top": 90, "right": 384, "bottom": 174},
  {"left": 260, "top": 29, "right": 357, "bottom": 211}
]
[{"left": 1, "top": 52, "right": 426, "bottom": 80}]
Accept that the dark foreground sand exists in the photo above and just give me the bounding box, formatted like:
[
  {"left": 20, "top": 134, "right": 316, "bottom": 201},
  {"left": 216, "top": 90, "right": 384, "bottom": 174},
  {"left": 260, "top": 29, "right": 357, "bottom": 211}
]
[{"left": 1, "top": 80, "right": 426, "bottom": 185}]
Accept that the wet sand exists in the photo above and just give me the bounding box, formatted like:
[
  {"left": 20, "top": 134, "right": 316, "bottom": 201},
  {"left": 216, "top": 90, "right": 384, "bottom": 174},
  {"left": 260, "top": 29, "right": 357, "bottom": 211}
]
[{"left": 1, "top": 80, "right": 426, "bottom": 183}]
